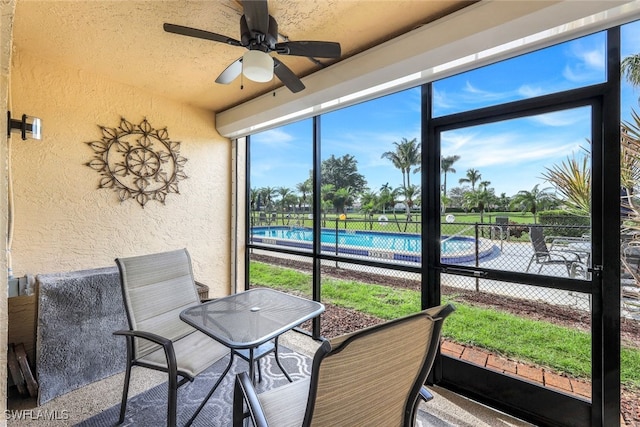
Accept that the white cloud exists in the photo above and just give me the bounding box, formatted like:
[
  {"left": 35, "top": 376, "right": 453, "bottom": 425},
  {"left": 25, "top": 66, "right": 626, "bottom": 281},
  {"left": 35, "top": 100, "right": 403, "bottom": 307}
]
[
  {"left": 441, "top": 132, "right": 477, "bottom": 152},
  {"left": 582, "top": 49, "right": 605, "bottom": 69},
  {"left": 444, "top": 126, "right": 586, "bottom": 171},
  {"left": 463, "top": 81, "right": 508, "bottom": 101},
  {"left": 518, "top": 85, "right": 543, "bottom": 98},
  {"left": 528, "top": 109, "right": 588, "bottom": 127},
  {"left": 251, "top": 128, "right": 295, "bottom": 148},
  {"left": 562, "top": 42, "right": 605, "bottom": 83},
  {"left": 432, "top": 87, "right": 454, "bottom": 112}
]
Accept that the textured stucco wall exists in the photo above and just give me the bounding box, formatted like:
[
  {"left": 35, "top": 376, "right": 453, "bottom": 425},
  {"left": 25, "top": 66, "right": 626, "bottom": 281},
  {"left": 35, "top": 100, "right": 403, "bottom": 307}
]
[
  {"left": 1, "top": 0, "right": 17, "bottom": 423},
  {"left": 8, "top": 50, "right": 232, "bottom": 297}
]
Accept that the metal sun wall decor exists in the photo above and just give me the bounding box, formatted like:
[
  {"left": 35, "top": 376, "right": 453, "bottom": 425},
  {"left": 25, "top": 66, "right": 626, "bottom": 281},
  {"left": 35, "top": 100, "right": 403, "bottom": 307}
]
[{"left": 86, "top": 117, "right": 187, "bottom": 208}]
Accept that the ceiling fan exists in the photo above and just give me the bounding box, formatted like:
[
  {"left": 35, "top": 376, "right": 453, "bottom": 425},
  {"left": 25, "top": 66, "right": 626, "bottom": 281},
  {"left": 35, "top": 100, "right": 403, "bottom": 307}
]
[{"left": 163, "top": 0, "right": 341, "bottom": 93}]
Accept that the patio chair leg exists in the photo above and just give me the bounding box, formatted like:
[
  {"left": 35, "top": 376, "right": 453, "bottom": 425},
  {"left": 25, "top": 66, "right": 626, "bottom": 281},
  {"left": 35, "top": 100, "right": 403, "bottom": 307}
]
[
  {"left": 526, "top": 256, "right": 535, "bottom": 272},
  {"left": 118, "top": 360, "right": 132, "bottom": 424},
  {"left": 168, "top": 374, "right": 178, "bottom": 427}
]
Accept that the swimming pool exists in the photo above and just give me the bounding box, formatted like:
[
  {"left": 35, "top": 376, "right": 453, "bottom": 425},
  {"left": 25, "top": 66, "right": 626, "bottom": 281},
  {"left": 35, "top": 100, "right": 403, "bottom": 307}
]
[{"left": 250, "top": 226, "right": 496, "bottom": 264}]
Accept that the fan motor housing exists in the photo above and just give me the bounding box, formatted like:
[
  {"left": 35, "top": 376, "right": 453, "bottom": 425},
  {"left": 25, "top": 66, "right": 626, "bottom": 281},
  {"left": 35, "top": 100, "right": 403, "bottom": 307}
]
[{"left": 240, "top": 15, "right": 278, "bottom": 50}]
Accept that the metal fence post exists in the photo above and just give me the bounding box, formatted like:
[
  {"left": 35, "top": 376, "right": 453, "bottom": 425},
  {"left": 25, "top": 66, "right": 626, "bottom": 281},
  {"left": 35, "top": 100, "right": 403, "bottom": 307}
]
[{"left": 475, "top": 223, "right": 480, "bottom": 292}]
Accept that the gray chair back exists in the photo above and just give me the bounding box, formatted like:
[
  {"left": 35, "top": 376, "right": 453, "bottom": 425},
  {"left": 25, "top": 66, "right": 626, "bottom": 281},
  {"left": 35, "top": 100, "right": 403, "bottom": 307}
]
[
  {"left": 304, "top": 305, "right": 452, "bottom": 426},
  {"left": 529, "top": 225, "right": 550, "bottom": 260},
  {"left": 116, "top": 248, "right": 201, "bottom": 359}
]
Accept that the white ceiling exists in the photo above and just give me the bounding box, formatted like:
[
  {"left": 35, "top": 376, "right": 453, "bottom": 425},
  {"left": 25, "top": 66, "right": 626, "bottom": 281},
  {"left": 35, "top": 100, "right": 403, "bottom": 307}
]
[{"left": 11, "top": 0, "right": 471, "bottom": 114}]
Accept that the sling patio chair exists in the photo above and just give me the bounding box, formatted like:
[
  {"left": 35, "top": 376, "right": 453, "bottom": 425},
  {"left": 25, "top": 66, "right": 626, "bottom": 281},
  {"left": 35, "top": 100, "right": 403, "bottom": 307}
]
[
  {"left": 114, "top": 249, "right": 230, "bottom": 427},
  {"left": 232, "top": 303, "right": 455, "bottom": 427},
  {"left": 492, "top": 216, "right": 510, "bottom": 251},
  {"left": 526, "top": 225, "right": 587, "bottom": 277}
]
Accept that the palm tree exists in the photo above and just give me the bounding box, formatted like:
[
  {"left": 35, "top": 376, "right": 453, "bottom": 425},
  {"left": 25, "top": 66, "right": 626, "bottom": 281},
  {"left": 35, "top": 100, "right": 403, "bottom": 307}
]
[
  {"left": 541, "top": 154, "right": 591, "bottom": 216},
  {"left": 250, "top": 188, "right": 260, "bottom": 225},
  {"left": 441, "top": 155, "right": 460, "bottom": 196},
  {"left": 510, "top": 184, "right": 554, "bottom": 224},
  {"left": 622, "top": 53, "right": 640, "bottom": 89},
  {"left": 296, "top": 180, "right": 311, "bottom": 213},
  {"left": 360, "top": 190, "right": 378, "bottom": 229},
  {"left": 333, "top": 187, "right": 354, "bottom": 214},
  {"left": 441, "top": 194, "right": 450, "bottom": 214},
  {"left": 379, "top": 183, "right": 392, "bottom": 214},
  {"left": 319, "top": 183, "right": 336, "bottom": 225},
  {"left": 458, "top": 168, "right": 482, "bottom": 191},
  {"left": 620, "top": 112, "right": 640, "bottom": 232},
  {"left": 397, "top": 184, "right": 420, "bottom": 231},
  {"left": 381, "top": 137, "right": 421, "bottom": 189},
  {"left": 497, "top": 192, "right": 510, "bottom": 211}
]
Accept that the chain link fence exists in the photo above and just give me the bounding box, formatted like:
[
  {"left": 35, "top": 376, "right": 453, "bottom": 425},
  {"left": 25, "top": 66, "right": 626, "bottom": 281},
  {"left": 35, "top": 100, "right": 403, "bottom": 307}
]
[{"left": 249, "top": 215, "right": 639, "bottom": 318}]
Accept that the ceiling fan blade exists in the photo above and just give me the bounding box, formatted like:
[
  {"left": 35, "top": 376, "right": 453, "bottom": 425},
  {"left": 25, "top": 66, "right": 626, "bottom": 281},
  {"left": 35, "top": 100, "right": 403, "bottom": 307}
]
[
  {"left": 273, "top": 58, "right": 305, "bottom": 93},
  {"left": 275, "top": 41, "right": 341, "bottom": 58},
  {"left": 242, "top": 0, "right": 270, "bottom": 35},
  {"left": 215, "top": 58, "right": 243, "bottom": 84},
  {"left": 163, "top": 23, "right": 242, "bottom": 47}
]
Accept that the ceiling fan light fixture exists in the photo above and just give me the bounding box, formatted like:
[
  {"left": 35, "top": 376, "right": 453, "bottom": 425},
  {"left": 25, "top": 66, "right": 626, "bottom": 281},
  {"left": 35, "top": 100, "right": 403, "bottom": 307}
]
[{"left": 242, "top": 50, "right": 274, "bottom": 83}]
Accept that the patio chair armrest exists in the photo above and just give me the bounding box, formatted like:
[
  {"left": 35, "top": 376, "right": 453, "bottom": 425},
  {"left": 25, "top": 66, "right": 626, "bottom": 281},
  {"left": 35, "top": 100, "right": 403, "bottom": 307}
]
[
  {"left": 113, "top": 330, "right": 178, "bottom": 376},
  {"left": 114, "top": 329, "right": 173, "bottom": 347},
  {"left": 233, "top": 371, "right": 269, "bottom": 427},
  {"left": 419, "top": 385, "right": 434, "bottom": 402},
  {"left": 544, "top": 250, "right": 575, "bottom": 262},
  {"left": 553, "top": 249, "right": 588, "bottom": 263}
]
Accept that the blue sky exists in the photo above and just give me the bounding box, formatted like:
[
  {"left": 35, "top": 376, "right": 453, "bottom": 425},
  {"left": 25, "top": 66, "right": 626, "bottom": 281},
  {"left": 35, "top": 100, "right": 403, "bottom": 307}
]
[{"left": 251, "top": 20, "right": 639, "bottom": 200}]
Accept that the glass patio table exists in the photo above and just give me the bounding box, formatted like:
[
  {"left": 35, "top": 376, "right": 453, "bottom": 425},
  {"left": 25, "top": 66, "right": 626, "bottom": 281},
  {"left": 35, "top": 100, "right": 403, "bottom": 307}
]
[{"left": 180, "top": 287, "right": 324, "bottom": 424}]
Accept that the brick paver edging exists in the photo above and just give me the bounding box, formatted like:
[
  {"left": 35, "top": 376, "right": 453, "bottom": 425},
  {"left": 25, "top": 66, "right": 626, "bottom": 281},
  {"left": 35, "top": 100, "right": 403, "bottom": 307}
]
[
  {"left": 440, "top": 340, "right": 636, "bottom": 426},
  {"left": 441, "top": 339, "right": 590, "bottom": 396}
]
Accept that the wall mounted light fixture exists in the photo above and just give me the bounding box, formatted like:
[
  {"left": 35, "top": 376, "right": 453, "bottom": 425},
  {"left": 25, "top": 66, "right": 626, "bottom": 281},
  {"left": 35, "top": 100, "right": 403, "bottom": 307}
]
[{"left": 7, "top": 111, "right": 42, "bottom": 140}]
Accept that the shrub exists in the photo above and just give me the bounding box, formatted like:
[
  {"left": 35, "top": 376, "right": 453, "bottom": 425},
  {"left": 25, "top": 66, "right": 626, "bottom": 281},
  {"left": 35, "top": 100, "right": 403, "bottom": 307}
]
[{"left": 539, "top": 211, "right": 590, "bottom": 238}]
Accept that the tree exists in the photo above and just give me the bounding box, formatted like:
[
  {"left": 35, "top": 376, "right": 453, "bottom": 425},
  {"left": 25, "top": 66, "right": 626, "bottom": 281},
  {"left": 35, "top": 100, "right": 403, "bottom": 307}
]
[
  {"left": 319, "top": 184, "right": 336, "bottom": 225},
  {"left": 497, "top": 193, "right": 511, "bottom": 211},
  {"left": 360, "top": 190, "right": 379, "bottom": 229},
  {"left": 620, "top": 111, "right": 640, "bottom": 232},
  {"left": 459, "top": 168, "right": 482, "bottom": 191},
  {"left": 250, "top": 188, "right": 260, "bottom": 225},
  {"left": 379, "top": 183, "right": 399, "bottom": 216},
  {"left": 381, "top": 137, "right": 421, "bottom": 189},
  {"left": 441, "top": 155, "right": 460, "bottom": 196},
  {"left": 380, "top": 182, "right": 393, "bottom": 215},
  {"left": 541, "top": 154, "right": 591, "bottom": 216},
  {"left": 397, "top": 184, "right": 420, "bottom": 230},
  {"left": 441, "top": 194, "right": 450, "bottom": 214},
  {"left": 448, "top": 187, "right": 465, "bottom": 210},
  {"left": 258, "top": 187, "right": 276, "bottom": 210},
  {"left": 333, "top": 187, "right": 355, "bottom": 214},
  {"left": 276, "top": 187, "right": 298, "bottom": 224},
  {"left": 321, "top": 154, "right": 367, "bottom": 194},
  {"left": 479, "top": 180, "right": 491, "bottom": 191},
  {"left": 296, "top": 180, "right": 312, "bottom": 212},
  {"left": 510, "top": 184, "right": 554, "bottom": 223},
  {"left": 622, "top": 53, "right": 640, "bottom": 91}
]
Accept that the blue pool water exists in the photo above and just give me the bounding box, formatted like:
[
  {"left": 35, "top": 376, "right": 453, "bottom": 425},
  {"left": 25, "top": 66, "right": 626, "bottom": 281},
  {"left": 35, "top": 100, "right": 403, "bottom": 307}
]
[{"left": 250, "top": 226, "right": 495, "bottom": 263}]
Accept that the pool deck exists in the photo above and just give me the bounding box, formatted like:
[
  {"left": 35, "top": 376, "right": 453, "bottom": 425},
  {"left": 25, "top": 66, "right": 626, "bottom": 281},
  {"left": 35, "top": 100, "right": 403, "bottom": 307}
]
[{"left": 251, "top": 238, "right": 640, "bottom": 320}]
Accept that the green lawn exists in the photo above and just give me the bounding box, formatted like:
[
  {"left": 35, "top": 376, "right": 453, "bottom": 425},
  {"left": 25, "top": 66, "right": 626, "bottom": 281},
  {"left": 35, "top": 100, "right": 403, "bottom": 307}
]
[{"left": 250, "top": 261, "right": 640, "bottom": 389}]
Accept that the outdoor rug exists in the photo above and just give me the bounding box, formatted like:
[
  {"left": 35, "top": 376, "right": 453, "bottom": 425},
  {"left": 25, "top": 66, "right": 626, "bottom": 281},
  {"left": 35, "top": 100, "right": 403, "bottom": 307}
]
[{"left": 76, "top": 347, "right": 312, "bottom": 427}]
